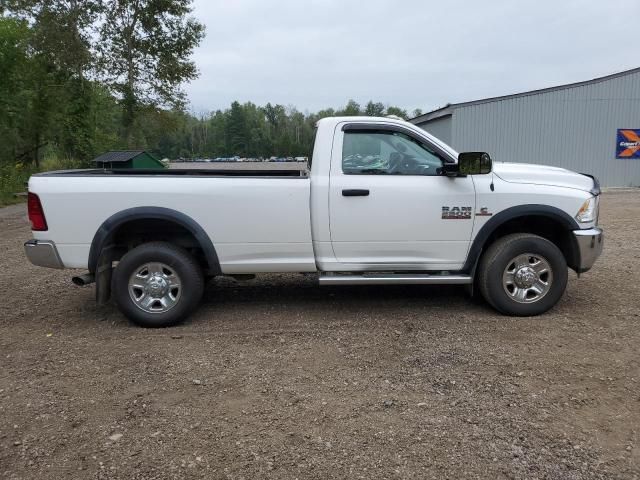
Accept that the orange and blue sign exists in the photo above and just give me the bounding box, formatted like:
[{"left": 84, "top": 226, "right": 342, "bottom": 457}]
[{"left": 616, "top": 129, "right": 640, "bottom": 159}]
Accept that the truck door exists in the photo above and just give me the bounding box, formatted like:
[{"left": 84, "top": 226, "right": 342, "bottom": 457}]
[{"left": 328, "top": 123, "right": 476, "bottom": 270}]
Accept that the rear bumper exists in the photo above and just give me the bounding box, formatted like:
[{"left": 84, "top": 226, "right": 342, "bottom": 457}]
[
  {"left": 572, "top": 227, "right": 604, "bottom": 273},
  {"left": 24, "top": 239, "right": 64, "bottom": 269}
]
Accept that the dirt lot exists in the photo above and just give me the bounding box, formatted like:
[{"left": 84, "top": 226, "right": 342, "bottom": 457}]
[{"left": 1, "top": 191, "right": 639, "bottom": 479}]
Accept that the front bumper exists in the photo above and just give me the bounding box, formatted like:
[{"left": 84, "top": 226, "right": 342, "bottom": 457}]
[
  {"left": 24, "top": 239, "right": 64, "bottom": 269},
  {"left": 572, "top": 227, "right": 604, "bottom": 273}
]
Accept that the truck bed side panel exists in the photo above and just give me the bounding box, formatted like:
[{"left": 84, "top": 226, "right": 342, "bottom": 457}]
[{"left": 30, "top": 176, "right": 316, "bottom": 273}]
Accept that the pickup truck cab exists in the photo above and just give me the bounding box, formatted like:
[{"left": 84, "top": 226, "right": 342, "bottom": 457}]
[{"left": 24, "top": 116, "right": 604, "bottom": 327}]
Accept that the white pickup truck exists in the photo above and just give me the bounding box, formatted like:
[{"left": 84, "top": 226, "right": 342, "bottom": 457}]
[{"left": 24, "top": 116, "right": 603, "bottom": 327}]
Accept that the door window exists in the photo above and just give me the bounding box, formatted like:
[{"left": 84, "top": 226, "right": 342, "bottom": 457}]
[{"left": 342, "top": 130, "right": 444, "bottom": 175}]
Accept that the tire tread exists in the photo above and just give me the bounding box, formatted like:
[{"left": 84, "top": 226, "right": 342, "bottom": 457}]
[
  {"left": 113, "top": 241, "right": 204, "bottom": 327},
  {"left": 478, "top": 233, "right": 567, "bottom": 316}
]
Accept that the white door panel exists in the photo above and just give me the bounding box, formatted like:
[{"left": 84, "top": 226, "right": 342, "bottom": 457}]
[
  {"left": 325, "top": 241, "right": 471, "bottom": 267},
  {"left": 330, "top": 175, "right": 475, "bottom": 265},
  {"left": 329, "top": 124, "right": 476, "bottom": 267}
]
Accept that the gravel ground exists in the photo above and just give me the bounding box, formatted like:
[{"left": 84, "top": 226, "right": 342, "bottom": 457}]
[{"left": 1, "top": 191, "right": 639, "bottom": 479}]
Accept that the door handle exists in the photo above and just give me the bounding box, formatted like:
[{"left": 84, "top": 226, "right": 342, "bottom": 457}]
[{"left": 342, "top": 189, "right": 370, "bottom": 197}]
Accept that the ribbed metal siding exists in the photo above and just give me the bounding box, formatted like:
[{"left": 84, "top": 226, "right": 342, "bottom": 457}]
[
  {"left": 417, "top": 115, "right": 452, "bottom": 145},
  {"left": 449, "top": 70, "right": 640, "bottom": 187}
]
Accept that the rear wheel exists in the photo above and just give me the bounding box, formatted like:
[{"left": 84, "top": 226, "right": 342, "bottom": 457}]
[
  {"left": 112, "top": 242, "right": 204, "bottom": 327},
  {"left": 478, "top": 233, "right": 567, "bottom": 316}
]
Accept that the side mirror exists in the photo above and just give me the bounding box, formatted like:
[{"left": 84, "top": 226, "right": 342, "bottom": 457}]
[
  {"left": 458, "top": 152, "right": 492, "bottom": 175},
  {"left": 440, "top": 162, "right": 461, "bottom": 177}
]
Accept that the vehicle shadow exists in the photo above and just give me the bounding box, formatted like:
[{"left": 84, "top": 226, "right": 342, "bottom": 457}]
[
  {"left": 83, "top": 273, "right": 493, "bottom": 330},
  {"left": 201, "top": 273, "right": 482, "bottom": 312}
]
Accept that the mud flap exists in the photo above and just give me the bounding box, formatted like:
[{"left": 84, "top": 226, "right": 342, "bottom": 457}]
[
  {"left": 464, "top": 282, "right": 475, "bottom": 298},
  {"left": 95, "top": 246, "right": 114, "bottom": 305}
]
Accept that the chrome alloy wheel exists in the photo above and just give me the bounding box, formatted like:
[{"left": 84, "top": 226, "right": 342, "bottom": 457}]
[
  {"left": 128, "top": 262, "right": 182, "bottom": 313},
  {"left": 502, "top": 253, "right": 553, "bottom": 304}
]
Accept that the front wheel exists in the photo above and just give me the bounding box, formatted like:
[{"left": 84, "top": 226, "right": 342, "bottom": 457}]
[
  {"left": 478, "top": 233, "right": 568, "bottom": 316},
  {"left": 112, "top": 242, "right": 204, "bottom": 327}
]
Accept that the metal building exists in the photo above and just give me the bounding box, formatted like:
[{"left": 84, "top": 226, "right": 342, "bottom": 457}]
[{"left": 410, "top": 67, "right": 640, "bottom": 187}]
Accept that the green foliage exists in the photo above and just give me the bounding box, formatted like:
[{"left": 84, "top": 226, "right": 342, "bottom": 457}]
[
  {"left": 0, "top": 155, "right": 89, "bottom": 206},
  {"left": 172, "top": 99, "right": 415, "bottom": 159},
  {"left": 365, "top": 101, "right": 385, "bottom": 116},
  {"left": 0, "top": 2, "right": 417, "bottom": 204},
  {"left": 0, "top": 162, "right": 31, "bottom": 206},
  {"left": 1, "top": 0, "right": 205, "bottom": 162},
  {"left": 385, "top": 106, "right": 408, "bottom": 119},
  {"left": 340, "top": 99, "right": 361, "bottom": 116},
  {"left": 96, "top": 0, "right": 205, "bottom": 144},
  {"left": 6, "top": 0, "right": 99, "bottom": 72},
  {"left": 0, "top": 16, "right": 30, "bottom": 163}
]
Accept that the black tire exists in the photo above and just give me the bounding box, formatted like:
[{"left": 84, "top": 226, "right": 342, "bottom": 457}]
[
  {"left": 112, "top": 242, "right": 204, "bottom": 327},
  {"left": 478, "top": 233, "right": 568, "bottom": 316}
]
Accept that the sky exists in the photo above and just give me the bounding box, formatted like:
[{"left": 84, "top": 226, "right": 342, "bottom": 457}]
[{"left": 186, "top": 0, "right": 640, "bottom": 116}]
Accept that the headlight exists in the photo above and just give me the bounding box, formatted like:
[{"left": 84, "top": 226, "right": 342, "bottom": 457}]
[{"left": 576, "top": 196, "right": 598, "bottom": 223}]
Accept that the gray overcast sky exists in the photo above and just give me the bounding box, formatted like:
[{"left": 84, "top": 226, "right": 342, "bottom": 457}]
[{"left": 186, "top": 0, "right": 639, "bottom": 115}]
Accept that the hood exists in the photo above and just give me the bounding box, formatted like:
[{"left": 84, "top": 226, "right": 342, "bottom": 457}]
[{"left": 492, "top": 162, "right": 595, "bottom": 193}]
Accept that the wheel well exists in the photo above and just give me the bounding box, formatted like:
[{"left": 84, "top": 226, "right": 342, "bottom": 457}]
[
  {"left": 109, "top": 218, "right": 208, "bottom": 270},
  {"left": 481, "top": 215, "right": 579, "bottom": 271},
  {"left": 89, "top": 210, "right": 220, "bottom": 305},
  {"left": 89, "top": 208, "right": 221, "bottom": 279},
  {"left": 88, "top": 207, "right": 220, "bottom": 304}
]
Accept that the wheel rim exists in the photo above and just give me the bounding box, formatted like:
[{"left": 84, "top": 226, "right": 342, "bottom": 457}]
[
  {"left": 502, "top": 253, "right": 553, "bottom": 304},
  {"left": 128, "top": 262, "right": 182, "bottom": 314}
]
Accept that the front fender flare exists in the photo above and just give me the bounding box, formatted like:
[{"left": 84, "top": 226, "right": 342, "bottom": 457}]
[{"left": 462, "top": 204, "right": 580, "bottom": 274}]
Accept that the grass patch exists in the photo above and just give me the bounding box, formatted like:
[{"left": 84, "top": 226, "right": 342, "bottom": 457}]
[
  {"left": 0, "top": 156, "right": 88, "bottom": 207},
  {"left": 0, "top": 163, "right": 33, "bottom": 207}
]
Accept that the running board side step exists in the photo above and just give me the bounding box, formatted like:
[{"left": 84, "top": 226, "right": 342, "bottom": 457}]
[{"left": 318, "top": 274, "right": 472, "bottom": 286}]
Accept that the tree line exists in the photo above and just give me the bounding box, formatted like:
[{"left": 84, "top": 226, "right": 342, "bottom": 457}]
[
  {"left": 1, "top": 0, "right": 204, "bottom": 168},
  {"left": 0, "top": 1, "right": 423, "bottom": 169},
  {"left": 168, "top": 100, "right": 422, "bottom": 160}
]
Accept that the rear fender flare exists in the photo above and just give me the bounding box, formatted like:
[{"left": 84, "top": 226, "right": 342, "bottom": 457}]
[{"left": 88, "top": 207, "right": 221, "bottom": 275}]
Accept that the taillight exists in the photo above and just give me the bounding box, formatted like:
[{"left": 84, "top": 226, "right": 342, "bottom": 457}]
[{"left": 28, "top": 192, "right": 48, "bottom": 231}]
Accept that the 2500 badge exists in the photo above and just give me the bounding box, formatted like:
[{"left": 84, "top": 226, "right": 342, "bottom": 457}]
[{"left": 441, "top": 206, "right": 472, "bottom": 219}]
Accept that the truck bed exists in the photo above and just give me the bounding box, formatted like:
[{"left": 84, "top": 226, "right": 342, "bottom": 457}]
[
  {"left": 29, "top": 170, "right": 316, "bottom": 273},
  {"left": 35, "top": 167, "right": 308, "bottom": 177}
]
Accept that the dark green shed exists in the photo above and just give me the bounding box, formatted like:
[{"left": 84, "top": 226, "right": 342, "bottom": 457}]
[{"left": 93, "top": 150, "right": 165, "bottom": 169}]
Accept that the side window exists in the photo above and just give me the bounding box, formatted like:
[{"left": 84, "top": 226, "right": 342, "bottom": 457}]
[{"left": 342, "top": 130, "right": 444, "bottom": 175}]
